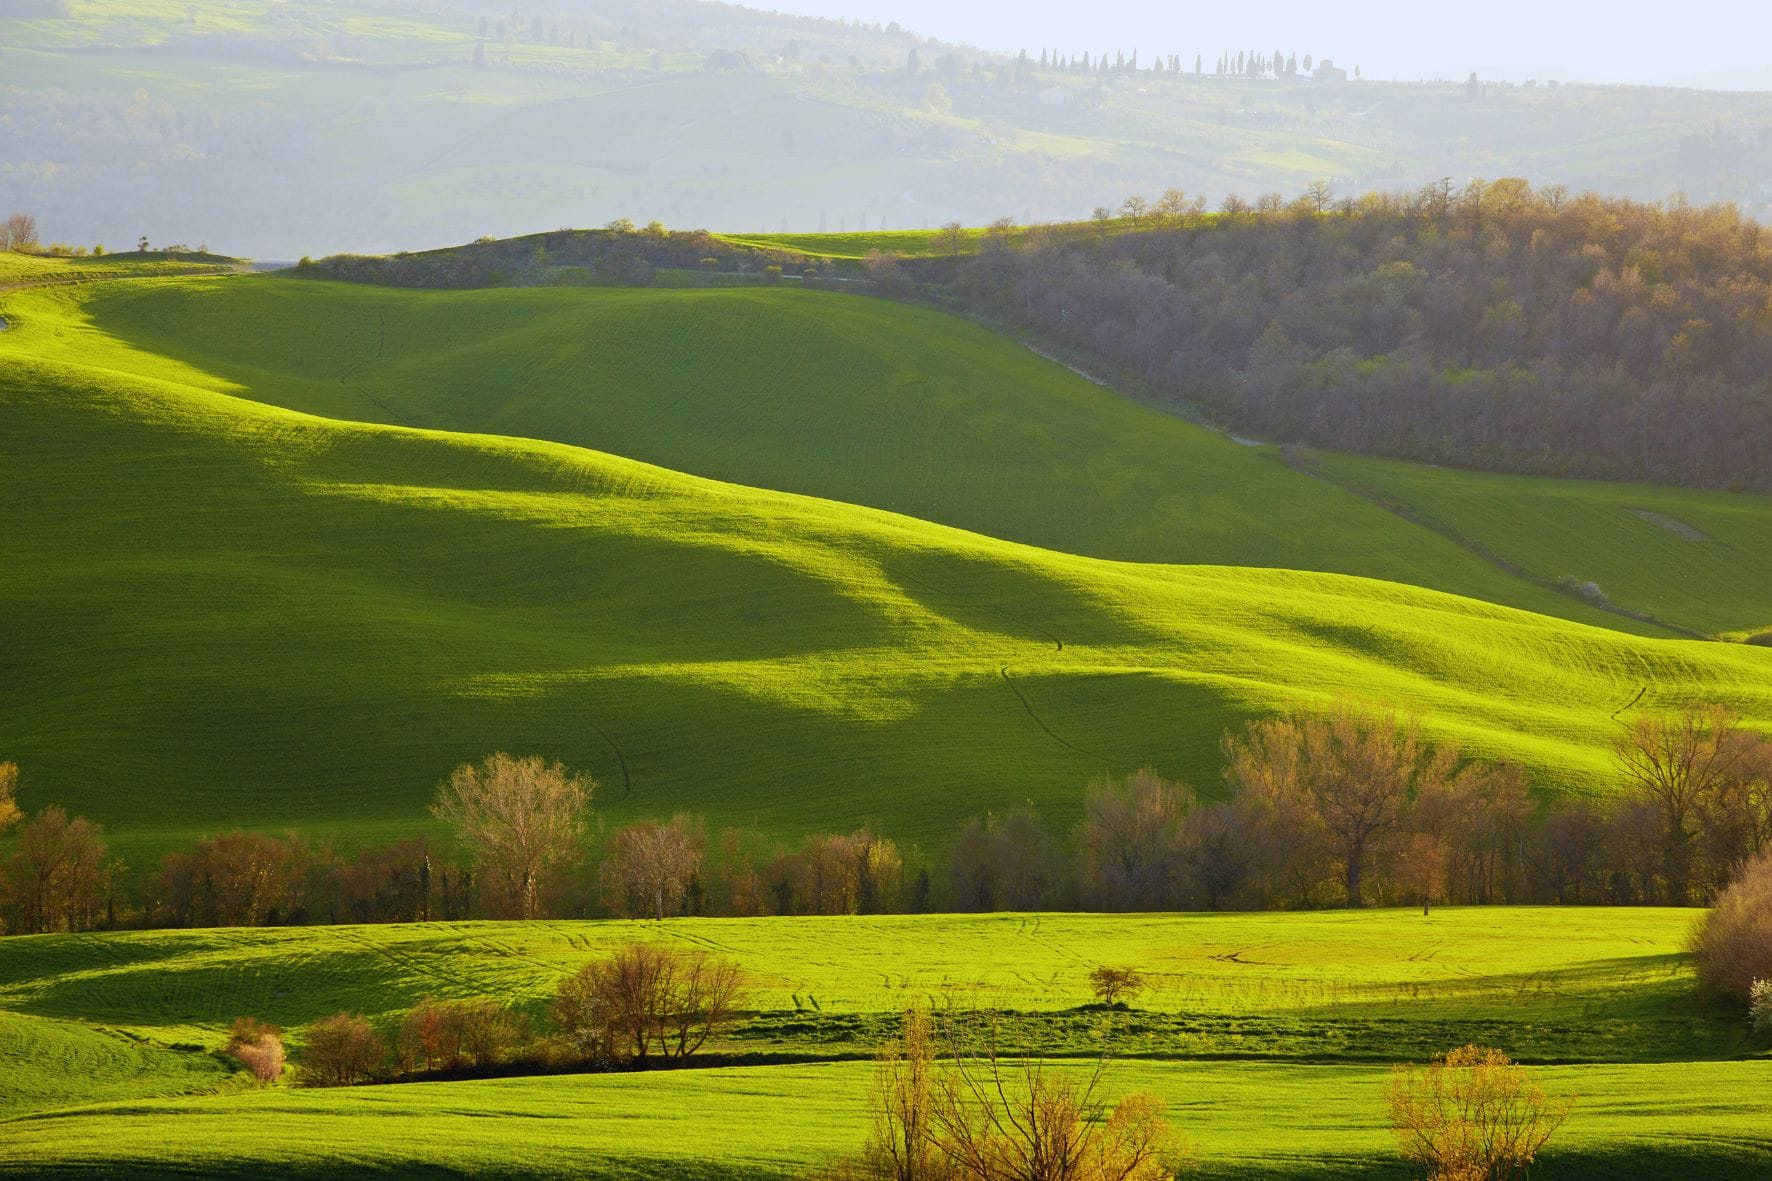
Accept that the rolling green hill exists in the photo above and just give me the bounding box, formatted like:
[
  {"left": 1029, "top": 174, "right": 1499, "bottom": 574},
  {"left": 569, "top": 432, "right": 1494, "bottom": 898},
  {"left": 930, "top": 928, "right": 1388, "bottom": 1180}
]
[
  {"left": 66, "top": 275, "right": 1772, "bottom": 636},
  {"left": 3, "top": 274, "right": 1771, "bottom": 865}
]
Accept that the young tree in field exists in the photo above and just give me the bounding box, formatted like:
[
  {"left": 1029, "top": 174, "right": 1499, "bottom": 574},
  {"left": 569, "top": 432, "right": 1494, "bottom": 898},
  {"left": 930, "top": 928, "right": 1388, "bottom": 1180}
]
[
  {"left": 939, "top": 221, "right": 966, "bottom": 256},
  {"left": 300, "top": 1014, "right": 386, "bottom": 1086},
  {"left": 865, "top": 1008, "right": 944, "bottom": 1181},
  {"left": 549, "top": 943, "right": 746, "bottom": 1064},
  {"left": 1615, "top": 704, "right": 1762, "bottom": 904},
  {"left": 1, "top": 213, "right": 39, "bottom": 252},
  {"left": 603, "top": 816, "right": 701, "bottom": 920},
  {"left": 1688, "top": 848, "right": 1772, "bottom": 1004},
  {"left": 0, "top": 762, "right": 20, "bottom": 836},
  {"left": 1087, "top": 966, "right": 1147, "bottom": 1008},
  {"left": 1224, "top": 701, "right": 1448, "bottom": 907},
  {"left": 1385, "top": 1045, "right": 1573, "bottom": 1181},
  {"left": 432, "top": 753, "right": 592, "bottom": 919},
  {"left": 2, "top": 806, "right": 111, "bottom": 934},
  {"left": 929, "top": 1031, "right": 1186, "bottom": 1181}
]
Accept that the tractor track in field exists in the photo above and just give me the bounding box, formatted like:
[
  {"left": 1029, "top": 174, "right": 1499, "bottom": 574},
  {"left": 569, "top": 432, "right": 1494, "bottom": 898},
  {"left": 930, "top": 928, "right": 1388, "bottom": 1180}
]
[
  {"left": 588, "top": 717, "right": 632, "bottom": 800},
  {"left": 999, "top": 665, "right": 1115, "bottom": 767},
  {"left": 1276, "top": 451, "right": 1709, "bottom": 640},
  {"left": 877, "top": 562, "right": 1114, "bottom": 766}
]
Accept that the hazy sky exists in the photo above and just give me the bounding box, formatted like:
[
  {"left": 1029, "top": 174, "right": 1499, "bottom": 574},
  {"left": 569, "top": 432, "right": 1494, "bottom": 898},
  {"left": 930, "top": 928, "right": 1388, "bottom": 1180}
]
[{"left": 757, "top": 0, "right": 1772, "bottom": 87}]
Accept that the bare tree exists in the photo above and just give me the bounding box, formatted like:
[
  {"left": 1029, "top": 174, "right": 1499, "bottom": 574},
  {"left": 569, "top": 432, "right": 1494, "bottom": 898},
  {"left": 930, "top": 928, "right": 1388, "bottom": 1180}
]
[
  {"left": 1303, "top": 179, "right": 1335, "bottom": 212},
  {"left": 1154, "top": 188, "right": 1191, "bottom": 224},
  {"left": 866, "top": 1008, "right": 945, "bottom": 1181},
  {"left": 1385, "top": 1045, "right": 1573, "bottom": 1181},
  {"left": 929, "top": 1027, "right": 1186, "bottom": 1181},
  {"left": 432, "top": 753, "right": 592, "bottom": 919},
  {"left": 300, "top": 1014, "right": 386, "bottom": 1086},
  {"left": 2, "top": 806, "right": 111, "bottom": 934},
  {"left": 1076, "top": 769, "right": 1189, "bottom": 910},
  {"left": 1225, "top": 701, "right": 1449, "bottom": 907},
  {"left": 1118, "top": 195, "right": 1149, "bottom": 222},
  {"left": 604, "top": 816, "right": 702, "bottom": 919},
  {"left": 396, "top": 997, "right": 530, "bottom": 1074},
  {"left": 1616, "top": 704, "right": 1761, "bottom": 904},
  {"left": 940, "top": 221, "right": 967, "bottom": 256},
  {"left": 1, "top": 213, "right": 39, "bottom": 252}
]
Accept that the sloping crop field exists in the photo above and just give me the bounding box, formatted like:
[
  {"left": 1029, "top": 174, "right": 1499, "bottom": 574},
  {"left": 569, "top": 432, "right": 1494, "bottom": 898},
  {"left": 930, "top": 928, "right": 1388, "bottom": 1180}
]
[
  {"left": 3, "top": 275, "right": 1772, "bottom": 863},
  {"left": 67, "top": 277, "right": 1614, "bottom": 621}
]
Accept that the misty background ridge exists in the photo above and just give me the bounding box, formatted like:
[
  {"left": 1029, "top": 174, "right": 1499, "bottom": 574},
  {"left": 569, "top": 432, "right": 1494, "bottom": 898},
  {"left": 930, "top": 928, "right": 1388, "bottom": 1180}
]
[{"left": 1, "top": 0, "right": 1769, "bottom": 257}]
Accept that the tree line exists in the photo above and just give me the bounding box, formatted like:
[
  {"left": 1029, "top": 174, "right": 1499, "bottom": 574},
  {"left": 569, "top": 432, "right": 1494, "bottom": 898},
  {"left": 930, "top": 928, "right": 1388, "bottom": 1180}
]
[
  {"left": 912, "top": 181, "right": 1772, "bottom": 495},
  {"left": 4, "top": 700, "right": 1766, "bottom": 936}
]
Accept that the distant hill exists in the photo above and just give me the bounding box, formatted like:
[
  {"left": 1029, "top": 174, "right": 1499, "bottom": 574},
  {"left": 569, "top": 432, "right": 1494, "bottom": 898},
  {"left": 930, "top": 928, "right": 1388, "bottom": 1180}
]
[{"left": 3, "top": 0, "right": 1770, "bottom": 255}]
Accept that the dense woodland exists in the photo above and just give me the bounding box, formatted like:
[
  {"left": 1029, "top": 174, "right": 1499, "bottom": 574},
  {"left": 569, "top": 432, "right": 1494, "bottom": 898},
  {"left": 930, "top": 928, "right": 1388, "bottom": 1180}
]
[
  {"left": 930, "top": 184, "right": 1772, "bottom": 493},
  {"left": 4, "top": 703, "right": 1767, "bottom": 937}
]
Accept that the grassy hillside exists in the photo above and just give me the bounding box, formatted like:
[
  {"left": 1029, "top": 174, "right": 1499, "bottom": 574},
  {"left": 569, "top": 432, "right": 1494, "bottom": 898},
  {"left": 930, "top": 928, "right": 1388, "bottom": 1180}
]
[
  {"left": 66, "top": 275, "right": 1745, "bottom": 634},
  {"left": 0, "top": 912, "right": 1765, "bottom": 1177},
  {"left": 0, "top": 251, "right": 240, "bottom": 286},
  {"left": 4, "top": 275, "right": 1772, "bottom": 863}
]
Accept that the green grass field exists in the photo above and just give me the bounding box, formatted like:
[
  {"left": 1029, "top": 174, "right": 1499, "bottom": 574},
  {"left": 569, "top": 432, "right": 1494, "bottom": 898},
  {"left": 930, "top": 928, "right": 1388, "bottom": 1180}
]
[
  {"left": 5, "top": 1059, "right": 1767, "bottom": 1179},
  {"left": 0, "top": 911, "right": 1765, "bottom": 1177},
  {"left": 3, "top": 274, "right": 1772, "bottom": 864}
]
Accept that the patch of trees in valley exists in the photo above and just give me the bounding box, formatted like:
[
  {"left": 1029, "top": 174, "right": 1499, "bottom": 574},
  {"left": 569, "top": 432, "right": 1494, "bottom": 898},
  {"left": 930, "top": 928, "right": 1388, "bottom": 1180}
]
[
  {"left": 927, "top": 182, "right": 1772, "bottom": 494},
  {"left": 3, "top": 703, "right": 1767, "bottom": 957}
]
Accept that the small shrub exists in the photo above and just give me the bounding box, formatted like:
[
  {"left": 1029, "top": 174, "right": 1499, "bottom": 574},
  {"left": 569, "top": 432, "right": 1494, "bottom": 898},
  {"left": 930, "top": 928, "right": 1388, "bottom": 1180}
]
[
  {"left": 301, "top": 1013, "right": 386, "bottom": 1087},
  {"left": 1087, "top": 965, "right": 1147, "bottom": 1008},
  {"left": 550, "top": 943, "right": 746, "bottom": 1064},
  {"left": 1689, "top": 849, "right": 1772, "bottom": 1003},
  {"left": 1752, "top": 980, "right": 1771, "bottom": 1036},
  {"left": 225, "top": 1016, "right": 284, "bottom": 1084},
  {"left": 397, "top": 996, "right": 532, "bottom": 1075},
  {"left": 1386, "top": 1045, "right": 1573, "bottom": 1181}
]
